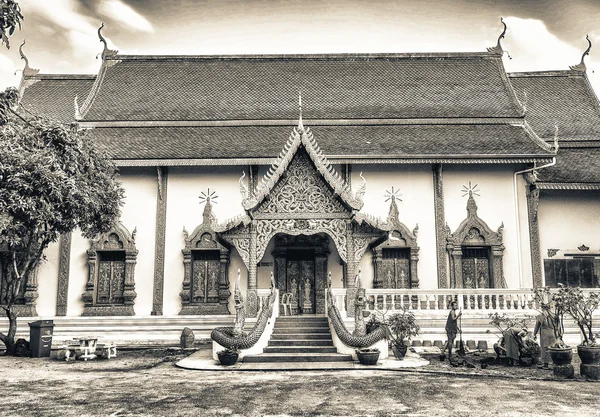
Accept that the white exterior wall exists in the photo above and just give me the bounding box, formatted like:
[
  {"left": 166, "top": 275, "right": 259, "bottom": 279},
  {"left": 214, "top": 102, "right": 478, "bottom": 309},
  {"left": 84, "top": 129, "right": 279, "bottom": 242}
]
[
  {"left": 443, "top": 165, "right": 530, "bottom": 289},
  {"left": 164, "top": 166, "right": 246, "bottom": 315},
  {"left": 119, "top": 168, "right": 158, "bottom": 315},
  {"left": 36, "top": 241, "right": 60, "bottom": 317},
  {"left": 67, "top": 231, "right": 88, "bottom": 316},
  {"left": 538, "top": 190, "right": 600, "bottom": 286},
  {"left": 353, "top": 164, "right": 438, "bottom": 289}
]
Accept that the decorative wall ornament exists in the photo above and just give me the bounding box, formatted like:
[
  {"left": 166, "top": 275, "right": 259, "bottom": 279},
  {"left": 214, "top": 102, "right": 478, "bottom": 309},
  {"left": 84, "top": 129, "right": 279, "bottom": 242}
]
[
  {"left": 55, "top": 233, "right": 72, "bottom": 316},
  {"left": 446, "top": 188, "right": 506, "bottom": 289},
  {"left": 238, "top": 171, "right": 248, "bottom": 200},
  {"left": 525, "top": 183, "right": 543, "bottom": 288},
  {"left": 180, "top": 194, "right": 230, "bottom": 315},
  {"left": 547, "top": 249, "right": 560, "bottom": 258},
  {"left": 83, "top": 221, "right": 138, "bottom": 316},
  {"left": 578, "top": 244, "right": 590, "bottom": 252},
  {"left": 570, "top": 34, "right": 592, "bottom": 72},
  {"left": 433, "top": 164, "right": 448, "bottom": 288},
  {"left": 372, "top": 192, "right": 420, "bottom": 289}
]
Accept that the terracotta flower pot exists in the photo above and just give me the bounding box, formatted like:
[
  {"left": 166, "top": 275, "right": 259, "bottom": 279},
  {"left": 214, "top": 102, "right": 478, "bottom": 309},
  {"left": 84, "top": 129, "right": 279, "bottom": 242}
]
[
  {"left": 356, "top": 349, "right": 380, "bottom": 365},
  {"left": 577, "top": 345, "right": 600, "bottom": 365},
  {"left": 217, "top": 350, "right": 239, "bottom": 366},
  {"left": 548, "top": 347, "right": 572, "bottom": 366}
]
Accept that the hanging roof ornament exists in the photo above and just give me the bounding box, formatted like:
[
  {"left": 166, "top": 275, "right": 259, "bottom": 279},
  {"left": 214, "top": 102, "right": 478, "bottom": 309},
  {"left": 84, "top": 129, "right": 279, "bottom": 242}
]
[
  {"left": 570, "top": 35, "right": 592, "bottom": 72},
  {"left": 18, "top": 40, "right": 39, "bottom": 77},
  {"left": 487, "top": 17, "right": 511, "bottom": 59},
  {"left": 298, "top": 90, "right": 304, "bottom": 131},
  {"left": 97, "top": 23, "right": 118, "bottom": 60}
]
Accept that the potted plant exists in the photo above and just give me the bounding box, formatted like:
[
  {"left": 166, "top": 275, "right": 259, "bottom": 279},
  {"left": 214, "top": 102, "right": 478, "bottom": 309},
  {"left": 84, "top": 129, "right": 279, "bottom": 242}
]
[
  {"left": 533, "top": 287, "right": 573, "bottom": 377},
  {"left": 217, "top": 347, "right": 239, "bottom": 366},
  {"left": 558, "top": 286, "right": 600, "bottom": 378},
  {"left": 355, "top": 348, "right": 380, "bottom": 365},
  {"left": 385, "top": 306, "right": 420, "bottom": 359}
]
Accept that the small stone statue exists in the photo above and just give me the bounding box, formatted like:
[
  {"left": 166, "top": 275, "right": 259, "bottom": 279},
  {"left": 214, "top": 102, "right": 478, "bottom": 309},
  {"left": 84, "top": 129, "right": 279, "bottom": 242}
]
[
  {"left": 304, "top": 278, "right": 311, "bottom": 301},
  {"left": 291, "top": 278, "right": 298, "bottom": 301},
  {"left": 180, "top": 327, "right": 195, "bottom": 349}
]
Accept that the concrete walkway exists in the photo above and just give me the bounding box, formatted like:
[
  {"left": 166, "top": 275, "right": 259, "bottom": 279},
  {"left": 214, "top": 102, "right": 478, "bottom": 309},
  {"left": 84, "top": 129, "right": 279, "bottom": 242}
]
[{"left": 176, "top": 348, "right": 430, "bottom": 371}]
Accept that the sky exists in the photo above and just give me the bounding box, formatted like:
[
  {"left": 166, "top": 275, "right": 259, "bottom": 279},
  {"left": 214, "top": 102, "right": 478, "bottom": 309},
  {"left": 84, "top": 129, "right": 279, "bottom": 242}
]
[{"left": 1, "top": 0, "right": 600, "bottom": 94}]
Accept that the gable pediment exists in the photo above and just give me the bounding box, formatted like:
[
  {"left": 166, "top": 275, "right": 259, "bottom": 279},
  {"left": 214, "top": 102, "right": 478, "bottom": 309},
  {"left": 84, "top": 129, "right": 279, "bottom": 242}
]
[{"left": 254, "top": 147, "right": 351, "bottom": 218}]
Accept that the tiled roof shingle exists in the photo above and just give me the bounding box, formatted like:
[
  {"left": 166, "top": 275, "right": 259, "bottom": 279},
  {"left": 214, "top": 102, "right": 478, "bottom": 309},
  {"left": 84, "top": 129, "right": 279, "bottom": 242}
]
[
  {"left": 509, "top": 72, "right": 600, "bottom": 142},
  {"left": 87, "top": 124, "right": 551, "bottom": 161},
  {"left": 539, "top": 147, "right": 600, "bottom": 183},
  {"left": 19, "top": 75, "right": 96, "bottom": 123},
  {"left": 82, "top": 54, "right": 524, "bottom": 121}
]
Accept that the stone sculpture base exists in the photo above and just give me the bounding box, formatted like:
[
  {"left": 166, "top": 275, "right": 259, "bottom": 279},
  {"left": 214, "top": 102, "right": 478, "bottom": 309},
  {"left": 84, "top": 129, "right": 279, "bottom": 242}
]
[
  {"left": 580, "top": 364, "right": 600, "bottom": 380},
  {"left": 553, "top": 364, "right": 574, "bottom": 379}
]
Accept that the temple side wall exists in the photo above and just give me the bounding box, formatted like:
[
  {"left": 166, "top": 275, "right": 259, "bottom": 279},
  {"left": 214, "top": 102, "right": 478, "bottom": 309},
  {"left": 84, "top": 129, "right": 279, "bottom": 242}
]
[
  {"left": 353, "top": 164, "right": 437, "bottom": 289},
  {"left": 538, "top": 190, "right": 600, "bottom": 285},
  {"left": 164, "top": 166, "right": 245, "bottom": 315},
  {"left": 443, "top": 165, "right": 527, "bottom": 289}
]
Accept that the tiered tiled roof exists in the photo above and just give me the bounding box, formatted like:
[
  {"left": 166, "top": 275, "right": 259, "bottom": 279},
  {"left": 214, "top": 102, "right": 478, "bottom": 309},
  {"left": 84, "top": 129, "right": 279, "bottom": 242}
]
[
  {"left": 509, "top": 71, "right": 600, "bottom": 142},
  {"left": 508, "top": 70, "right": 600, "bottom": 187},
  {"left": 87, "top": 123, "right": 553, "bottom": 164},
  {"left": 19, "top": 75, "right": 95, "bottom": 123},
  {"left": 81, "top": 53, "right": 524, "bottom": 121}
]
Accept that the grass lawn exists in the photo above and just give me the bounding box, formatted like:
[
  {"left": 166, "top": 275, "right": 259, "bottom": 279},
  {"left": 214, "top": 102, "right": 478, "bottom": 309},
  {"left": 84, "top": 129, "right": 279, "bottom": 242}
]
[{"left": 2, "top": 349, "right": 598, "bottom": 417}]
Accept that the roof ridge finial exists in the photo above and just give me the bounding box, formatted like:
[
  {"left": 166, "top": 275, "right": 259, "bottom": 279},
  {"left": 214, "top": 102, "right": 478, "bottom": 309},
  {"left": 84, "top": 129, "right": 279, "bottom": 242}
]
[
  {"left": 97, "top": 22, "right": 118, "bottom": 60},
  {"left": 570, "top": 34, "right": 592, "bottom": 72},
  {"left": 553, "top": 124, "right": 560, "bottom": 153},
  {"left": 298, "top": 90, "right": 304, "bottom": 131},
  {"left": 18, "top": 40, "right": 39, "bottom": 77},
  {"left": 487, "top": 17, "right": 507, "bottom": 55}
]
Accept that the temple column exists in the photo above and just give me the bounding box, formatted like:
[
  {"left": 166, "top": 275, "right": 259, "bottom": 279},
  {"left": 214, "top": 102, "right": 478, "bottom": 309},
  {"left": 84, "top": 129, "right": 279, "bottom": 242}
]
[
  {"left": 247, "top": 223, "right": 258, "bottom": 318},
  {"left": 345, "top": 221, "right": 356, "bottom": 317},
  {"left": 152, "top": 166, "right": 168, "bottom": 315},
  {"left": 526, "top": 183, "right": 543, "bottom": 288},
  {"left": 218, "top": 249, "right": 231, "bottom": 312},
  {"left": 56, "top": 232, "right": 72, "bottom": 316},
  {"left": 433, "top": 164, "right": 448, "bottom": 288}
]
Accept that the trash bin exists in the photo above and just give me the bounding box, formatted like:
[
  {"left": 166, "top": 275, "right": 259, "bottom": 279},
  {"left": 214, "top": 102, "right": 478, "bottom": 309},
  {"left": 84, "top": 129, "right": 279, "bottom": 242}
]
[{"left": 28, "top": 320, "right": 54, "bottom": 358}]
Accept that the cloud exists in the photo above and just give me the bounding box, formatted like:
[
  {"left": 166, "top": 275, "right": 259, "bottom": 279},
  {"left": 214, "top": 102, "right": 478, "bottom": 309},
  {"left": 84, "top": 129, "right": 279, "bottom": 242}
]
[
  {"left": 19, "top": 0, "right": 118, "bottom": 55},
  {"left": 99, "top": 0, "right": 154, "bottom": 33},
  {"left": 502, "top": 17, "right": 583, "bottom": 72}
]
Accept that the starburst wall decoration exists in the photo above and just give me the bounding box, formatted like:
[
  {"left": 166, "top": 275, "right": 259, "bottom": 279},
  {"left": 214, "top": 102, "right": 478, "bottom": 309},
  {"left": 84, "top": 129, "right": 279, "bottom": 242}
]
[
  {"left": 461, "top": 181, "right": 480, "bottom": 198},
  {"left": 199, "top": 189, "right": 219, "bottom": 205},
  {"left": 384, "top": 186, "right": 402, "bottom": 202}
]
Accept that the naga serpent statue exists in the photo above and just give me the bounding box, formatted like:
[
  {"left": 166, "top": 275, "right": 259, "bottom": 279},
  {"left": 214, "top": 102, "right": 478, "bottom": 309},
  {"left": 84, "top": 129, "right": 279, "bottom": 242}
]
[
  {"left": 327, "top": 271, "right": 387, "bottom": 348},
  {"left": 211, "top": 270, "right": 277, "bottom": 350}
]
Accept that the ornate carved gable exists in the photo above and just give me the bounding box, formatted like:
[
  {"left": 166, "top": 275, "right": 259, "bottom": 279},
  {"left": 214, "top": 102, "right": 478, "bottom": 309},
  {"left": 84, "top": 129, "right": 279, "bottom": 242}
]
[
  {"left": 89, "top": 221, "right": 137, "bottom": 254},
  {"left": 447, "top": 191, "right": 504, "bottom": 247},
  {"left": 255, "top": 147, "right": 349, "bottom": 217},
  {"left": 240, "top": 121, "right": 365, "bottom": 214}
]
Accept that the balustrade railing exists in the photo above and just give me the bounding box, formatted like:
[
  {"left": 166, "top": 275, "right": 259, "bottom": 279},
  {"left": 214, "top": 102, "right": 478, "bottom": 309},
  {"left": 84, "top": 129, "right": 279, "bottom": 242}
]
[
  {"left": 257, "top": 289, "right": 272, "bottom": 312},
  {"left": 328, "top": 288, "right": 547, "bottom": 315}
]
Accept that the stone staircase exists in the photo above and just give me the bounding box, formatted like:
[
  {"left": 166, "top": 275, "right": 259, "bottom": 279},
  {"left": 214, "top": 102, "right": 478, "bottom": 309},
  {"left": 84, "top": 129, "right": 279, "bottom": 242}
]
[{"left": 243, "top": 316, "right": 353, "bottom": 363}]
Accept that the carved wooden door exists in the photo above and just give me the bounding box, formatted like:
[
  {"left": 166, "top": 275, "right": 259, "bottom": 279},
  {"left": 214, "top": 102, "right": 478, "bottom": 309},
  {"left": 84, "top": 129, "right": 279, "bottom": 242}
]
[
  {"left": 191, "top": 251, "right": 220, "bottom": 304},
  {"left": 286, "top": 252, "right": 315, "bottom": 314},
  {"left": 461, "top": 247, "right": 491, "bottom": 288},
  {"left": 380, "top": 248, "right": 410, "bottom": 289},
  {"left": 96, "top": 251, "right": 125, "bottom": 304}
]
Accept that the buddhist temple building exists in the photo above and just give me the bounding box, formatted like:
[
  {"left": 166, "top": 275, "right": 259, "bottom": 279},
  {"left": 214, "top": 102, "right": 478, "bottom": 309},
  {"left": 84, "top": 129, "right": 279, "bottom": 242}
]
[{"left": 3, "top": 23, "right": 599, "bottom": 345}]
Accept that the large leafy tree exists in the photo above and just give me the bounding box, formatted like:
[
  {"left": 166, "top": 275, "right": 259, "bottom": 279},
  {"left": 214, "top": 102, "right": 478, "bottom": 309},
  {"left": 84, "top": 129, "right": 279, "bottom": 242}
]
[
  {"left": 0, "top": 88, "right": 124, "bottom": 355},
  {"left": 1, "top": 0, "right": 22, "bottom": 49}
]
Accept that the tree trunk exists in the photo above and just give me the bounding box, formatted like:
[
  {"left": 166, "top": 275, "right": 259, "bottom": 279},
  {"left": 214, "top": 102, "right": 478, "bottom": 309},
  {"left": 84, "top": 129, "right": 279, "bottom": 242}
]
[{"left": 0, "top": 306, "right": 18, "bottom": 355}]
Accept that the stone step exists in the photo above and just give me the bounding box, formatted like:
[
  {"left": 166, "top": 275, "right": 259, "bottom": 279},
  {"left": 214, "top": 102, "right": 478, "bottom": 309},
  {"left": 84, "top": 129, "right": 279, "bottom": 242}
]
[
  {"left": 243, "top": 353, "right": 353, "bottom": 363},
  {"left": 274, "top": 321, "right": 329, "bottom": 329},
  {"left": 270, "top": 333, "right": 333, "bottom": 340},
  {"left": 268, "top": 339, "right": 333, "bottom": 346},
  {"left": 272, "top": 327, "right": 330, "bottom": 334},
  {"left": 263, "top": 346, "right": 338, "bottom": 354}
]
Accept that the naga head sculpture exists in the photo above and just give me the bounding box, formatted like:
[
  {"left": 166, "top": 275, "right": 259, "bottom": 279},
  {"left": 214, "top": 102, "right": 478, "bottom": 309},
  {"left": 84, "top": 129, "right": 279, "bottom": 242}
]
[{"left": 354, "top": 270, "right": 366, "bottom": 310}]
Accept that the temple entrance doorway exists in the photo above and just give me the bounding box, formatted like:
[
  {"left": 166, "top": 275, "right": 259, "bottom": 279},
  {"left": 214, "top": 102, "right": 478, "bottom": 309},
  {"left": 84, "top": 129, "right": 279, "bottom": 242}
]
[{"left": 272, "top": 234, "right": 330, "bottom": 315}]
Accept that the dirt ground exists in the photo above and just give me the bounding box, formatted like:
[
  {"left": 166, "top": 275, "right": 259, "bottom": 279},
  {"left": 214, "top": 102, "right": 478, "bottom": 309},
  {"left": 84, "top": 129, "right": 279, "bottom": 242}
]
[{"left": 1, "top": 348, "right": 598, "bottom": 417}]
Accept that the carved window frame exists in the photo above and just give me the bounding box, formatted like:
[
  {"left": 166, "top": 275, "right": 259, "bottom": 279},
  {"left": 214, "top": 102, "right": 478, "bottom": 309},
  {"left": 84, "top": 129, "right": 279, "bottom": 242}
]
[
  {"left": 181, "top": 226, "right": 231, "bottom": 315},
  {"left": 82, "top": 222, "right": 138, "bottom": 316},
  {"left": 447, "top": 204, "right": 506, "bottom": 289},
  {"left": 373, "top": 227, "right": 420, "bottom": 289}
]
